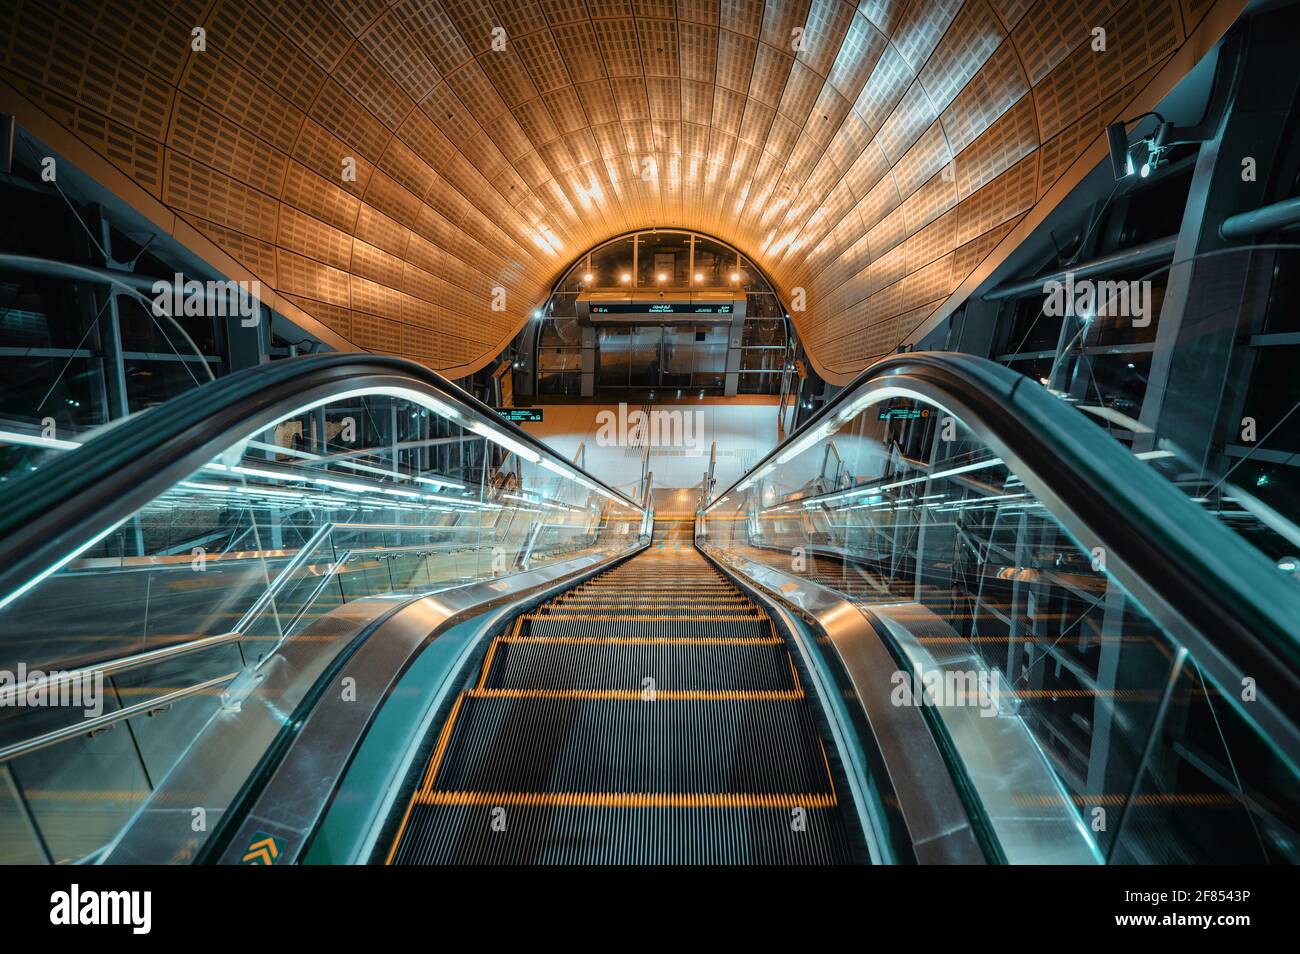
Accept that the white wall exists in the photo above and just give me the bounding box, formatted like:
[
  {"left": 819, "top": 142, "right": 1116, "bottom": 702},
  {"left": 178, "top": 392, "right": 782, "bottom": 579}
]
[{"left": 518, "top": 402, "right": 780, "bottom": 491}]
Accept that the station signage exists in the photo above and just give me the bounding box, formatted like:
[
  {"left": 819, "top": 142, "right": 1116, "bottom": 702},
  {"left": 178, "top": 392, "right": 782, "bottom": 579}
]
[{"left": 590, "top": 302, "right": 733, "bottom": 315}]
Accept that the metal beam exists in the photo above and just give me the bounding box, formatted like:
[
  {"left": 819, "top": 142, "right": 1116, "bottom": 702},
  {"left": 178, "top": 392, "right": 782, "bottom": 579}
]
[
  {"left": 1220, "top": 195, "right": 1300, "bottom": 239},
  {"left": 981, "top": 236, "right": 1177, "bottom": 301}
]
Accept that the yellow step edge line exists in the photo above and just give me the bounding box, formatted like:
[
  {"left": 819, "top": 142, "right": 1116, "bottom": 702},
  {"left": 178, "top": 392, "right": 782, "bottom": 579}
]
[
  {"left": 524, "top": 614, "right": 765, "bottom": 622},
  {"left": 465, "top": 688, "right": 804, "bottom": 701},
  {"left": 560, "top": 595, "right": 747, "bottom": 600},
  {"left": 558, "top": 596, "right": 748, "bottom": 600},
  {"left": 415, "top": 791, "right": 837, "bottom": 809},
  {"left": 819, "top": 739, "right": 837, "bottom": 801},
  {"left": 477, "top": 639, "right": 500, "bottom": 691},
  {"left": 385, "top": 691, "right": 467, "bottom": 865},
  {"left": 555, "top": 601, "right": 751, "bottom": 607},
  {"left": 502, "top": 635, "right": 781, "bottom": 645},
  {"left": 786, "top": 652, "right": 803, "bottom": 696}
]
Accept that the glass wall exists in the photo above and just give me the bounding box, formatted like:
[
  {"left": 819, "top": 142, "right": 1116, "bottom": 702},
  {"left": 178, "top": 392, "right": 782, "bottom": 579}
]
[
  {"left": 700, "top": 378, "right": 1300, "bottom": 863},
  {"left": 526, "top": 229, "right": 795, "bottom": 398},
  {"left": 0, "top": 149, "right": 278, "bottom": 485},
  {"left": 0, "top": 378, "right": 645, "bottom": 863}
]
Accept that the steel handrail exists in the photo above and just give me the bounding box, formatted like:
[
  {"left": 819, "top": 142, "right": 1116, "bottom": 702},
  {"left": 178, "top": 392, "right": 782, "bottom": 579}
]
[
  {"left": 703, "top": 350, "right": 1300, "bottom": 769},
  {"left": 0, "top": 354, "right": 645, "bottom": 612}
]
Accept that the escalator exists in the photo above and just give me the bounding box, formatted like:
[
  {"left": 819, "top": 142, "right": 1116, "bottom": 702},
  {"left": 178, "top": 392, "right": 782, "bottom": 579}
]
[
  {"left": 1, "top": 350, "right": 1299, "bottom": 865},
  {"left": 384, "top": 538, "right": 860, "bottom": 864}
]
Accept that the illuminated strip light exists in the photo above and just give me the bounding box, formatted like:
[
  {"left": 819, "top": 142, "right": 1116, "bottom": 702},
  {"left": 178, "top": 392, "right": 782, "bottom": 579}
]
[
  {"left": 0, "top": 516, "right": 129, "bottom": 613},
  {"left": 412, "top": 474, "right": 468, "bottom": 491},
  {"left": 246, "top": 437, "right": 469, "bottom": 491},
  {"left": 803, "top": 457, "right": 1005, "bottom": 508},
  {"left": 0, "top": 429, "right": 82, "bottom": 451},
  {"left": 934, "top": 492, "right": 1029, "bottom": 512},
  {"left": 471, "top": 421, "right": 540, "bottom": 463},
  {"left": 775, "top": 422, "right": 835, "bottom": 465}
]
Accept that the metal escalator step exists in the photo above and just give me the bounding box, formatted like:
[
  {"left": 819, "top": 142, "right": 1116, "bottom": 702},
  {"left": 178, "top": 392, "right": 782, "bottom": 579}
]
[
  {"left": 386, "top": 542, "right": 863, "bottom": 865},
  {"left": 522, "top": 616, "right": 772, "bottom": 639},
  {"left": 525, "top": 612, "right": 763, "bottom": 621},
  {"left": 389, "top": 804, "right": 853, "bottom": 864},
  {"left": 428, "top": 695, "right": 835, "bottom": 797},
  {"left": 482, "top": 638, "right": 800, "bottom": 692},
  {"left": 555, "top": 597, "right": 749, "bottom": 605}
]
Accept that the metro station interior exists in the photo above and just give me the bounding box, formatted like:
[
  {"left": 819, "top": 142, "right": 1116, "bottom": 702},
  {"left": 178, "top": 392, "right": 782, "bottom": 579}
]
[{"left": 0, "top": 0, "right": 1297, "bottom": 866}]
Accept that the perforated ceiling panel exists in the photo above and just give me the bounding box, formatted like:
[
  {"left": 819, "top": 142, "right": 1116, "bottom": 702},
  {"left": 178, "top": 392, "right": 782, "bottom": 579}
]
[{"left": 0, "top": 0, "right": 1236, "bottom": 379}]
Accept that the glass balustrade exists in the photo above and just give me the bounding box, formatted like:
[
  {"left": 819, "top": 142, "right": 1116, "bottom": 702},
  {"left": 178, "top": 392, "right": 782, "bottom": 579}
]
[
  {"left": 700, "top": 379, "right": 1300, "bottom": 864},
  {"left": 0, "top": 370, "right": 645, "bottom": 863}
]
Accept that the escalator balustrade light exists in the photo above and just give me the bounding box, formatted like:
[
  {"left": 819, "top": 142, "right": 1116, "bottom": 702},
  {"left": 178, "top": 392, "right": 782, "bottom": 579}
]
[
  {"left": 804, "top": 457, "right": 1006, "bottom": 508},
  {"left": 0, "top": 516, "right": 129, "bottom": 613},
  {"left": 470, "top": 421, "right": 541, "bottom": 464},
  {"left": 539, "top": 458, "right": 575, "bottom": 480},
  {"left": 412, "top": 475, "right": 468, "bottom": 491},
  {"left": 0, "top": 428, "right": 81, "bottom": 451},
  {"left": 311, "top": 476, "right": 373, "bottom": 494},
  {"left": 775, "top": 422, "right": 835, "bottom": 465}
]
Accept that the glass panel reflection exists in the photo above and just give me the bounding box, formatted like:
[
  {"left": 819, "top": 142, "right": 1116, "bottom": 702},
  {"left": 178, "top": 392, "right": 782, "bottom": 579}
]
[{"left": 701, "top": 387, "right": 1300, "bottom": 863}]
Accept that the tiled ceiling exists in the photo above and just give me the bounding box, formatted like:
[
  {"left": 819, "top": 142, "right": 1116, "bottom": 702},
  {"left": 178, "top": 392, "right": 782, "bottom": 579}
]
[{"left": 0, "top": 0, "right": 1232, "bottom": 380}]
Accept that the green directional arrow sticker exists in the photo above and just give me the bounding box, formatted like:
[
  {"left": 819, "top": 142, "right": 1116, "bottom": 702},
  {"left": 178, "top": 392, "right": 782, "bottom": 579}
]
[{"left": 240, "top": 832, "right": 283, "bottom": 865}]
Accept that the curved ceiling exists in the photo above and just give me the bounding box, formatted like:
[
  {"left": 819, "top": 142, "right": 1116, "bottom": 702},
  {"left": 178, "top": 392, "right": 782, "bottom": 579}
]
[{"left": 0, "top": 0, "right": 1236, "bottom": 383}]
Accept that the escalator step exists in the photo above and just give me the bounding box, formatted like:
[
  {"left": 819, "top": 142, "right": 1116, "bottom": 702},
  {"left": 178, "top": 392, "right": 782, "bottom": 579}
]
[
  {"left": 389, "top": 804, "right": 853, "bottom": 865},
  {"left": 522, "top": 617, "right": 772, "bottom": 639},
  {"left": 427, "top": 696, "right": 835, "bottom": 796},
  {"left": 385, "top": 542, "right": 862, "bottom": 865},
  {"left": 483, "top": 638, "right": 799, "bottom": 692}
]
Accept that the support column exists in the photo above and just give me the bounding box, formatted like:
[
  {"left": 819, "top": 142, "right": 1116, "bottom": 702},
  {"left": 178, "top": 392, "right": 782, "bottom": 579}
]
[{"left": 1136, "top": 12, "right": 1300, "bottom": 472}]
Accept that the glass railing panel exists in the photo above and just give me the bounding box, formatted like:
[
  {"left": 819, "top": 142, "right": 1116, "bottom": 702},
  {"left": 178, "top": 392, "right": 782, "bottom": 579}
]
[
  {"left": 701, "top": 383, "right": 1300, "bottom": 863},
  {"left": 1111, "top": 654, "right": 1300, "bottom": 864},
  {"left": 0, "top": 370, "right": 646, "bottom": 863},
  {"left": 1024, "top": 246, "right": 1300, "bottom": 581}
]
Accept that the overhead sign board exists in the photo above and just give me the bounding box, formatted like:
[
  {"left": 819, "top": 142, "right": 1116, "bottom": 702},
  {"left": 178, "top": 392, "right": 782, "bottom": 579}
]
[
  {"left": 589, "top": 302, "right": 733, "bottom": 315},
  {"left": 877, "top": 406, "right": 929, "bottom": 421}
]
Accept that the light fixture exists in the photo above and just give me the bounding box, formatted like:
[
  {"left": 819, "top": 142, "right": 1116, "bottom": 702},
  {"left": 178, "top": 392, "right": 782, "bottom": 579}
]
[
  {"left": 1106, "top": 113, "right": 1205, "bottom": 181},
  {"left": 532, "top": 309, "right": 543, "bottom": 319},
  {"left": 657, "top": 272, "right": 667, "bottom": 282},
  {"left": 729, "top": 272, "right": 740, "bottom": 283},
  {"left": 471, "top": 420, "right": 540, "bottom": 463},
  {"left": 694, "top": 272, "right": 703, "bottom": 282},
  {"left": 582, "top": 272, "right": 593, "bottom": 283},
  {"left": 620, "top": 273, "right": 631, "bottom": 283}
]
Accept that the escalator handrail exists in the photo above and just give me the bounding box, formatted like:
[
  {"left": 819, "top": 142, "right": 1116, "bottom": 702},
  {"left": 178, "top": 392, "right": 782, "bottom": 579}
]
[
  {"left": 705, "top": 350, "right": 1300, "bottom": 763},
  {"left": 0, "top": 353, "right": 643, "bottom": 608}
]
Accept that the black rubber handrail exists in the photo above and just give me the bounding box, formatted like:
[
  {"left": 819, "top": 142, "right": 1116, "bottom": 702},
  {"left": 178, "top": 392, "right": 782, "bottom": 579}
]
[
  {"left": 0, "top": 353, "right": 641, "bottom": 607},
  {"left": 708, "top": 350, "right": 1300, "bottom": 768}
]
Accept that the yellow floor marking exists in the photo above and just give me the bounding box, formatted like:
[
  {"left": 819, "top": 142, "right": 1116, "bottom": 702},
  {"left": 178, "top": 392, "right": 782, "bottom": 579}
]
[
  {"left": 525, "top": 613, "right": 764, "bottom": 622},
  {"left": 416, "top": 791, "right": 836, "bottom": 809},
  {"left": 466, "top": 687, "right": 803, "bottom": 701},
  {"left": 385, "top": 691, "right": 467, "bottom": 865},
  {"left": 476, "top": 639, "right": 500, "bottom": 690},
  {"left": 502, "top": 635, "right": 780, "bottom": 645}
]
